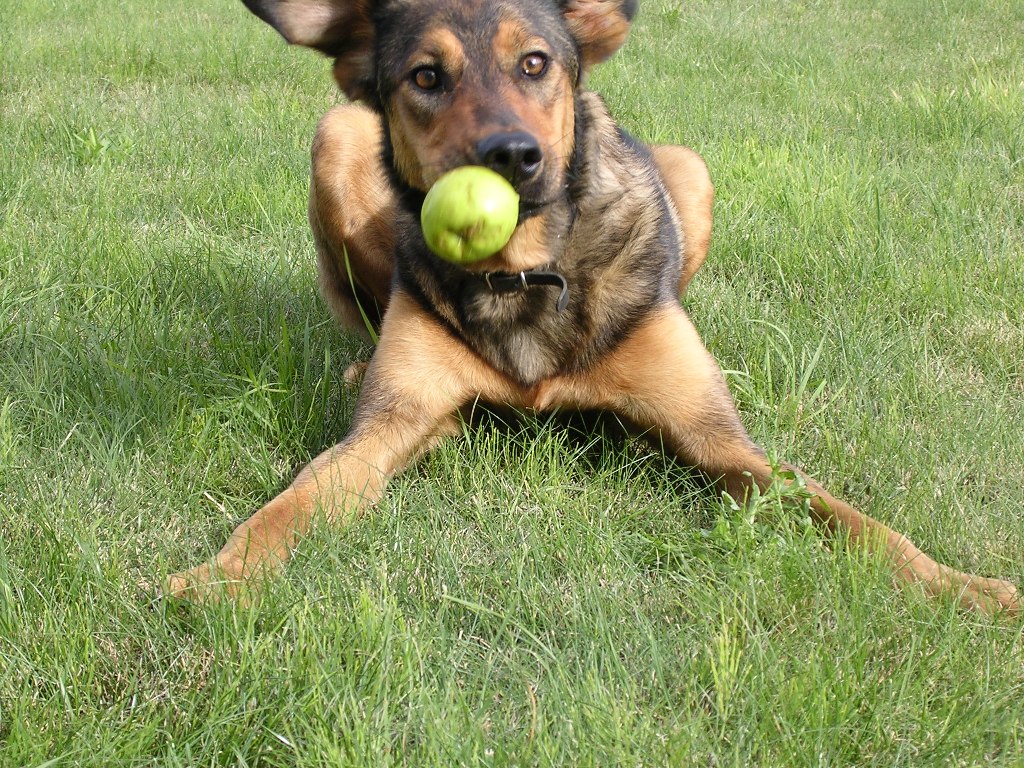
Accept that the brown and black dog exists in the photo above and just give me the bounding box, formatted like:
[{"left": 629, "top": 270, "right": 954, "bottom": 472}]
[{"left": 166, "top": 0, "right": 1019, "bottom": 615}]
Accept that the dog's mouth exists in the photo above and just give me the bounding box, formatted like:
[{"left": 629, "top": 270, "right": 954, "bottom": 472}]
[
  {"left": 515, "top": 178, "right": 568, "bottom": 222},
  {"left": 517, "top": 197, "right": 552, "bottom": 222}
]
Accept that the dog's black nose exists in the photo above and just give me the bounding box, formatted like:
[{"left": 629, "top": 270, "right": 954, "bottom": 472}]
[{"left": 475, "top": 132, "right": 543, "bottom": 186}]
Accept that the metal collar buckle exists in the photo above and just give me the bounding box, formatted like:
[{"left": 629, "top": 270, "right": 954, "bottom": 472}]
[{"left": 482, "top": 269, "right": 570, "bottom": 312}]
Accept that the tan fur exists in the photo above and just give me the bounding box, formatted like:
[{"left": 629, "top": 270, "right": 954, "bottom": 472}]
[{"left": 478, "top": 212, "right": 552, "bottom": 274}]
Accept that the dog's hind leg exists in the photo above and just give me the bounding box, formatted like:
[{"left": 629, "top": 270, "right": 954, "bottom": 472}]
[
  {"left": 651, "top": 145, "right": 714, "bottom": 295},
  {"left": 310, "top": 103, "right": 397, "bottom": 339},
  {"left": 571, "top": 303, "right": 1020, "bottom": 616}
]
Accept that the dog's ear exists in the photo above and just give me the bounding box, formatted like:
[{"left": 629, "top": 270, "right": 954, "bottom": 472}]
[
  {"left": 560, "top": 0, "right": 637, "bottom": 72},
  {"left": 242, "top": 0, "right": 376, "bottom": 101}
]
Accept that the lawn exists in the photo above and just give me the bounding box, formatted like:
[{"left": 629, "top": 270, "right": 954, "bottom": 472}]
[{"left": 2, "top": 0, "right": 1023, "bottom": 765}]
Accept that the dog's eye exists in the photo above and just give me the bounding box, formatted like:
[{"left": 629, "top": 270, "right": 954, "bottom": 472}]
[
  {"left": 520, "top": 53, "right": 548, "bottom": 78},
  {"left": 412, "top": 67, "right": 441, "bottom": 91}
]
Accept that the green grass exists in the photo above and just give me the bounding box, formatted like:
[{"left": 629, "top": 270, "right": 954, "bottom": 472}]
[{"left": 2, "top": 0, "right": 1023, "bottom": 764}]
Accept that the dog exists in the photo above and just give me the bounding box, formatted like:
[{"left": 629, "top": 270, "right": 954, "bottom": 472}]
[{"left": 165, "top": 0, "right": 1019, "bottom": 616}]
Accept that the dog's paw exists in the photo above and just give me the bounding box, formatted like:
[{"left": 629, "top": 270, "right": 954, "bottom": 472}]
[
  {"left": 343, "top": 361, "right": 369, "bottom": 386},
  {"left": 936, "top": 569, "right": 1020, "bottom": 618},
  {"left": 162, "top": 561, "right": 249, "bottom": 605}
]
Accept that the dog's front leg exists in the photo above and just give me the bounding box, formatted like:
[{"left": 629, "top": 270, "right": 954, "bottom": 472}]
[
  {"left": 164, "top": 400, "right": 449, "bottom": 602},
  {"left": 165, "top": 293, "right": 489, "bottom": 603},
  {"left": 577, "top": 304, "right": 1020, "bottom": 616}
]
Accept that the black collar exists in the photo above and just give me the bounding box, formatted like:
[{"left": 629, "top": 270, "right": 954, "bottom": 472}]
[{"left": 481, "top": 270, "right": 570, "bottom": 312}]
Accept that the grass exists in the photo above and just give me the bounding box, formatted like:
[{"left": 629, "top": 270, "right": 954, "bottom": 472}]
[{"left": 1, "top": 0, "right": 1023, "bottom": 764}]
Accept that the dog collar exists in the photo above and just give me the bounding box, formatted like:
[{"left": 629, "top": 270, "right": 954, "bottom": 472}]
[{"left": 482, "top": 270, "right": 570, "bottom": 312}]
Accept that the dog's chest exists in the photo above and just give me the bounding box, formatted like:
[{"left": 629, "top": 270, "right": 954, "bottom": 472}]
[{"left": 461, "top": 289, "right": 576, "bottom": 384}]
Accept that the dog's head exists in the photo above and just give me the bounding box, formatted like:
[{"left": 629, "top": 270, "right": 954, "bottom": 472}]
[{"left": 242, "top": 0, "right": 636, "bottom": 208}]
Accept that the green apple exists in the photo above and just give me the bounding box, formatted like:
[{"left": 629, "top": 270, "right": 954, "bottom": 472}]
[{"left": 420, "top": 166, "right": 520, "bottom": 264}]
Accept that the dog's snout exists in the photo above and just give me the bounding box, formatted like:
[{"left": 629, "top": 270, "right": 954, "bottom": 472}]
[{"left": 475, "top": 132, "right": 543, "bottom": 186}]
